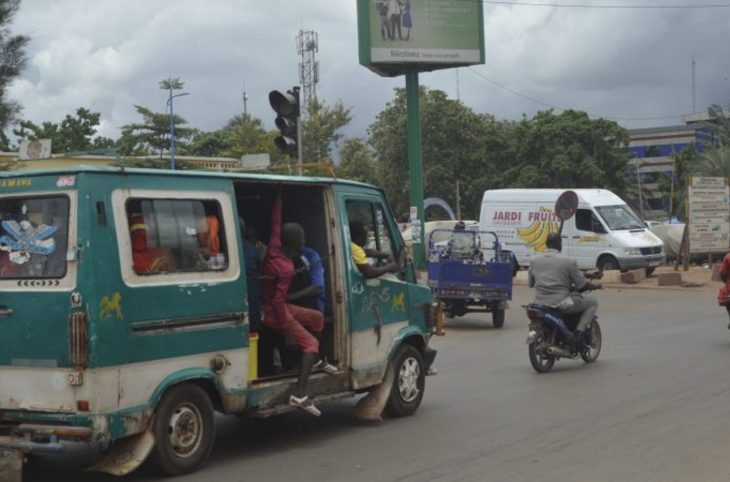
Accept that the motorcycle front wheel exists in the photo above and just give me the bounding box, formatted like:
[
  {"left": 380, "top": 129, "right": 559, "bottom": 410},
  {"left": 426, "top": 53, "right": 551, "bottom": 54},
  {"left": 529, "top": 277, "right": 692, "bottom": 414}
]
[
  {"left": 528, "top": 336, "right": 555, "bottom": 373},
  {"left": 581, "top": 320, "right": 602, "bottom": 363}
]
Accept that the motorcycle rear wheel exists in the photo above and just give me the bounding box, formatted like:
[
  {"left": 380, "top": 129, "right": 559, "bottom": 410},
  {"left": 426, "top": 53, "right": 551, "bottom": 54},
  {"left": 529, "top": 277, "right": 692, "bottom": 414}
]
[
  {"left": 580, "top": 320, "right": 602, "bottom": 363},
  {"left": 528, "top": 339, "right": 555, "bottom": 373}
]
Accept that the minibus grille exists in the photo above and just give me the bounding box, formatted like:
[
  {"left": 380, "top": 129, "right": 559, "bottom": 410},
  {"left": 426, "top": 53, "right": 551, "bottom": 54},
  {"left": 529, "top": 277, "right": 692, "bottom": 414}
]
[
  {"left": 640, "top": 246, "right": 662, "bottom": 255},
  {"left": 69, "top": 311, "right": 88, "bottom": 369}
]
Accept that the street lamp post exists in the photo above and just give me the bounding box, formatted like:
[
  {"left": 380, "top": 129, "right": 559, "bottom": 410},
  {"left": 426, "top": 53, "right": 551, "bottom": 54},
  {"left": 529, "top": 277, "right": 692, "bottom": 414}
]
[{"left": 167, "top": 87, "right": 189, "bottom": 170}]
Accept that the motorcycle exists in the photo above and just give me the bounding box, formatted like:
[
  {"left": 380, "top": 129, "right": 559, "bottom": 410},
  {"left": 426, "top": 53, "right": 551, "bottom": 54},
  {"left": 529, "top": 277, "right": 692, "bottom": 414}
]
[{"left": 523, "top": 273, "right": 602, "bottom": 373}]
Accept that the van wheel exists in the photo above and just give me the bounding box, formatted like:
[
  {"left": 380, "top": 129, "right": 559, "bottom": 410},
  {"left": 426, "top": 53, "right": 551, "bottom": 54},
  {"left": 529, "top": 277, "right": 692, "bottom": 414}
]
[
  {"left": 385, "top": 344, "right": 425, "bottom": 418},
  {"left": 645, "top": 267, "right": 656, "bottom": 276},
  {"left": 597, "top": 255, "right": 619, "bottom": 273},
  {"left": 148, "top": 384, "right": 216, "bottom": 476}
]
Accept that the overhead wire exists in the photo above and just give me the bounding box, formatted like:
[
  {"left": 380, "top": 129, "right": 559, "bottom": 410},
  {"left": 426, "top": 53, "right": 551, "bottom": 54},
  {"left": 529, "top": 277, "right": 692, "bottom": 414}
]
[
  {"left": 465, "top": 67, "right": 692, "bottom": 122},
  {"left": 478, "top": 1, "right": 730, "bottom": 8}
]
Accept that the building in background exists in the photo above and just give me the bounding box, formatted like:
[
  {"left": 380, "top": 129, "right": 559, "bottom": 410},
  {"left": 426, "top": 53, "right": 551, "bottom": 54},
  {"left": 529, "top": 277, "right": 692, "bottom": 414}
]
[{"left": 626, "top": 113, "right": 714, "bottom": 221}]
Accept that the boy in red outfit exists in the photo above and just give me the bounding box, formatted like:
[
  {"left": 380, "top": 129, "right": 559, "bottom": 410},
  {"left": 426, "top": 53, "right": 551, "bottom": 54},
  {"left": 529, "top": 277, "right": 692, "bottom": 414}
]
[{"left": 260, "top": 188, "right": 337, "bottom": 416}]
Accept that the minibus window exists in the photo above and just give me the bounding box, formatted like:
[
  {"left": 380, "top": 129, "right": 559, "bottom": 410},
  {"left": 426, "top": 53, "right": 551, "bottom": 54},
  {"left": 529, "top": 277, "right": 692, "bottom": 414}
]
[
  {"left": 374, "top": 204, "right": 395, "bottom": 257},
  {"left": 125, "top": 199, "right": 228, "bottom": 275},
  {"left": 0, "top": 195, "right": 69, "bottom": 279}
]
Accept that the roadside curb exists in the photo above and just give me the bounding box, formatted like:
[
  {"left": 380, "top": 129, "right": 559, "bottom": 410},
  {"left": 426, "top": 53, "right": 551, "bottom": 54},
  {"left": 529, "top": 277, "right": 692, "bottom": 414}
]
[{"left": 513, "top": 280, "right": 713, "bottom": 293}]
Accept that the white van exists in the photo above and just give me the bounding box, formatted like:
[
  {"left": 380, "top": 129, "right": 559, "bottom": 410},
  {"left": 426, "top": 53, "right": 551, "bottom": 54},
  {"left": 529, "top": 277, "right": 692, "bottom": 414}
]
[{"left": 479, "top": 189, "right": 665, "bottom": 273}]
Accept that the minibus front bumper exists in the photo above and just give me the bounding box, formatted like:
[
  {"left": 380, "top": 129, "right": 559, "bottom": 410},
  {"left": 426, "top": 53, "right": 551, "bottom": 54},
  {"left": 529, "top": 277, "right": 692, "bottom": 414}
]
[{"left": 617, "top": 254, "right": 665, "bottom": 271}]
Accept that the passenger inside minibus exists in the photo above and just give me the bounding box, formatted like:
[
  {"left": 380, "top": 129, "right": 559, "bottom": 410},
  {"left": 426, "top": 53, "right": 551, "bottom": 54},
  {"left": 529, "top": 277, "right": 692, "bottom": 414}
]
[{"left": 234, "top": 182, "right": 337, "bottom": 381}]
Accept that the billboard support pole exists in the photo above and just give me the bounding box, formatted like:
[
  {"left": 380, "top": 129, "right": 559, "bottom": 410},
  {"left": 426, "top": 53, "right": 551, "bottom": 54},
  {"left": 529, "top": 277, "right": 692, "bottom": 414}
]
[{"left": 406, "top": 70, "right": 425, "bottom": 271}]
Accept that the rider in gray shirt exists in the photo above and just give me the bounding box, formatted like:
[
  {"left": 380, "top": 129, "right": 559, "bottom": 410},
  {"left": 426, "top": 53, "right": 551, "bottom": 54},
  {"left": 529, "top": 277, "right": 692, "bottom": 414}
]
[{"left": 529, "top": 233, "right": 601, "bottom": 341}]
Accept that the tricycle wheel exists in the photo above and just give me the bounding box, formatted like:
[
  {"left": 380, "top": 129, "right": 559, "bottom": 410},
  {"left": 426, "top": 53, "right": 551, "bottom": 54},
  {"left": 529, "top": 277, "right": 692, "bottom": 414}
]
[
  {"left": 147, "top": 383, "right": 215, "bottom": 476},
  {"left": 492, "top": 306, "right": 505, "bottom": 328}
]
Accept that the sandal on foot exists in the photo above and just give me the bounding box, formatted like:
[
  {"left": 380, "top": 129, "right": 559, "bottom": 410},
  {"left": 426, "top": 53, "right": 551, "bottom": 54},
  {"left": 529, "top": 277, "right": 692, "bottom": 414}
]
[
  {"left": 314, "top": 359, "right": 340, "bottom": 376},
  {"left": 289, "top": 395, "right": 321, "bottom": 416}
]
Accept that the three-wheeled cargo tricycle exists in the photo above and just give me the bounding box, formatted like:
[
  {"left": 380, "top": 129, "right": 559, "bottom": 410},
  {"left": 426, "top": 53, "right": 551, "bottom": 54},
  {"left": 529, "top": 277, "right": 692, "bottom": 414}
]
[{"left": 427, "top": 227, "right": 513, "bottom": 328}]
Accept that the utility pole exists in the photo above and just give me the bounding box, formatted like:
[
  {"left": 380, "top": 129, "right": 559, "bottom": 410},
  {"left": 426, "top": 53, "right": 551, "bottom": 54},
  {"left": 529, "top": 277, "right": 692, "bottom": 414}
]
[
  {"left": 692, "top": 53, "right": 697, "bottom": 114},
  {"left": 456, "top": 180, "right": 462, "bottom": 219},
  {"left": 164, "top": 78, "right": 189, "bottom": 170}
]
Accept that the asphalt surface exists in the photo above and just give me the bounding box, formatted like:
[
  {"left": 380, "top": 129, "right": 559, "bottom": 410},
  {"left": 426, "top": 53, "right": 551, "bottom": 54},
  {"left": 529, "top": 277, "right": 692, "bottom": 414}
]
[{"left": 25, "top": 284, "right": 730, "bottom": 482}]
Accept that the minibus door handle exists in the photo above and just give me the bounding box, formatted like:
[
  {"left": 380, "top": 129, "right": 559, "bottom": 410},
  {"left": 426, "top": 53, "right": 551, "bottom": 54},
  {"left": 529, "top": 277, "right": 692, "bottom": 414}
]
[{"left": 0, "top": 306, "right": 13, "bottom": 317}]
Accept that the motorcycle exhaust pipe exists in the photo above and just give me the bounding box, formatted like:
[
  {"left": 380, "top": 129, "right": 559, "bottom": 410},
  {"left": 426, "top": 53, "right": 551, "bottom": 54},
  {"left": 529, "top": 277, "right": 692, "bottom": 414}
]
[{"left": 546, "top": 346, "right": 573, "bottom": 358}]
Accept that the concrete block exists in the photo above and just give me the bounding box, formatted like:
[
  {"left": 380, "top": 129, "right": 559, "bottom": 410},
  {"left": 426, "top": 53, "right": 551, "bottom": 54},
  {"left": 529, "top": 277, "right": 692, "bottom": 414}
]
[
  {"left": 656, "top": 272, "right": 682, "bottom": 286},
  {"left": 601, "top": 269, "right": 622, "bottom": 284},
  {"left": 621, "top": 268, "right": 646, "bottom": 284}
]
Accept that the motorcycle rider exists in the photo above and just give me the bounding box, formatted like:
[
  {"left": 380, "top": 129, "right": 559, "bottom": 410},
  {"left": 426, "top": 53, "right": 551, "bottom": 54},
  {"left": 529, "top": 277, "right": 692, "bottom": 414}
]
[{"left": 528, "top": 233, "right": 601, "bottom": 345}]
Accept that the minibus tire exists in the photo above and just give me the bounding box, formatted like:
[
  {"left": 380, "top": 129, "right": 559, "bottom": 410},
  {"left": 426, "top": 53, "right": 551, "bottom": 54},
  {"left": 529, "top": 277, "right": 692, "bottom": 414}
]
[
  {"left": 148, "top": 383, "right": 216, "bottom": 476},
  {"left": 385, "top": 344, "right": 425, "bottom": 418}
]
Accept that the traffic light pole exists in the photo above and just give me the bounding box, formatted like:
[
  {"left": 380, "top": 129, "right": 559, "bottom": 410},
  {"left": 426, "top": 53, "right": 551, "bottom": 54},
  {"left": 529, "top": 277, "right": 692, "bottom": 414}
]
[
  {"left": 296, "top": 110, "right": 303, "bottom": 176},
  {"left": 406, "top": 70, "right": 425, "bottom": 271}
]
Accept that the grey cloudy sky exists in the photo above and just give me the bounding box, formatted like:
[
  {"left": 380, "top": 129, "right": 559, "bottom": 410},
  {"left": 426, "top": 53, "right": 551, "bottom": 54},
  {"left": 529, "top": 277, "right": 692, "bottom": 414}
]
[{"left": 7, "top": 0, "right": 730, "bottom": 143}]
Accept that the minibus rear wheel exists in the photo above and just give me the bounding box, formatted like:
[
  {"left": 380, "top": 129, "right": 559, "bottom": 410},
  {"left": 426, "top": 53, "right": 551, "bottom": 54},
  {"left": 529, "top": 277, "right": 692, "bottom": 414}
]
[
  {"left": 385, "top": 344, "right": 425, "bottom": 418},
  {"left": 148, "top": 383, "right": 216, "bottom": 476}
]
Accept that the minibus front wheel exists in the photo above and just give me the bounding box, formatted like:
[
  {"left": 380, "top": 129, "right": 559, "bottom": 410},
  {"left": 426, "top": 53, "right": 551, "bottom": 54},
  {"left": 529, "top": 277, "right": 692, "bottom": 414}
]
[
  {"left": 385, "top": 344, "right": 425, "bottom": 418},
  {"left": 148, "top": 383, "right": 216, "bottom": 476}
]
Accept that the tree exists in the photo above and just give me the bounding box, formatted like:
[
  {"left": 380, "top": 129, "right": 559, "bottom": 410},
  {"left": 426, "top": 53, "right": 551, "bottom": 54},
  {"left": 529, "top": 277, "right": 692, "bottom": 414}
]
[
  {"left": 14, "top": 107, "right": 114, "bottom": 153},
  {"left": 118, "top": 105, "right": 194, "bottom": 156},
  {"left": 303, "top": 98, "right": 352, "bottom": 164},
  {"left": 0, "top": 0, "right": 28, "bottom": 135},
  {"left": 222, "top": 114, "right": 280, "bottom": 163},
  {"left": 336, "top": 138, "right": 380, "bottom": 185},
  {"left": 704, "top": 104, "right": 730, "bottom": 147},
  {"left": 501, "top": 109, "right": 631, "bottom": 195},
  {"left": 369, "top": 87, "right": 506, "bottom": 220},
  {"left": 187, "top": 129, "right": 230, "bottom": 157}
]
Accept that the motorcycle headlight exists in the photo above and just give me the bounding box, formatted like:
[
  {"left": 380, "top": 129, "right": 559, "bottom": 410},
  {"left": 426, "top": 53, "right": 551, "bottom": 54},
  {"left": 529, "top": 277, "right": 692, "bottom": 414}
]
[{"left": 624, "top": 248, "right": 641, "bottom": 256}]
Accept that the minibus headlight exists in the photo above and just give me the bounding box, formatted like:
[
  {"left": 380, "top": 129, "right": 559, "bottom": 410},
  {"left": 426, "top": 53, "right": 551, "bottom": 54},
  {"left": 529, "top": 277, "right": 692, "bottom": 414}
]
[{"left": 624, "top": 248, "right": 641, "bottom": 256}]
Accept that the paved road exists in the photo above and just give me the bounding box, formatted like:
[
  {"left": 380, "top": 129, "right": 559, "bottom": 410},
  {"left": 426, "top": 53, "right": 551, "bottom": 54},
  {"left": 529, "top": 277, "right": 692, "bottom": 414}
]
[{"left": 27, "top": 285, "right": 730, "bottom": 482}]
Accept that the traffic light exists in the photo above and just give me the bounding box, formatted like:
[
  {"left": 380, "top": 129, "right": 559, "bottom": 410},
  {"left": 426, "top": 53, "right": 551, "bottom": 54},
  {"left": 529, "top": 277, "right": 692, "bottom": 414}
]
[{"left": 269, "top": 87, "right": 301, "bottom": 158}]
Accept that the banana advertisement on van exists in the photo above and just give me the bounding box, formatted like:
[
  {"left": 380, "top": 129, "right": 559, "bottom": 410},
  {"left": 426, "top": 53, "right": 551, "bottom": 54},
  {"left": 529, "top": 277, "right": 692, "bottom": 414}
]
[{"left": 489, "top": 206, "right": 559, "bottom": 252}]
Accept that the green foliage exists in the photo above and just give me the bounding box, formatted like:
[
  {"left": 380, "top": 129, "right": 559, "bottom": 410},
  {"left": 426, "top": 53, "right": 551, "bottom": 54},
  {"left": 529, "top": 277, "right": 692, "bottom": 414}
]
[
  {"left": 370, "top": 87, "right": 514, "bottom": 220},
  {"left": 502, "top": 110, "right": 630, "bottom": 194},
  {"left": 118, "top": 105, "right": 194, "bottom": 156},
  {"left": 653, "top": 144, "right": 699, "bottom": 219},
  {"left": 13, "top": 107, "right": 113, "bottom": 153},
  {"left": 302, "top": 98, "right": 353, "bottom": 164},
  {"left": 0, "top": 0, "right": 28, "bottom": 134},
  {"left": 369, "top": 89, "right": 631, "bottom": 221},
  {"left": 159, "top": 77, "right": 184, "bottom": 91},
  {"left": 187, "top": 129, "right": 230, "bottom": 157},
  {"left": 704, "top": 104, "right": 730, "bottom": 147},
  {"left": 222, "top": 114, "right": 281, "bottom": 164},
  {"left": 335, "top": 138, "right": 380, "bottom": 184}
]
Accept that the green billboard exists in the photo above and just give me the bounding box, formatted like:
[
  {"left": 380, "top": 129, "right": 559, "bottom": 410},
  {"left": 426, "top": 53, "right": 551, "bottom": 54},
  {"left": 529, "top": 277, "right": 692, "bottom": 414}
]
[{"left": 357, "top": 0, "right": 485, "bottom": 77}]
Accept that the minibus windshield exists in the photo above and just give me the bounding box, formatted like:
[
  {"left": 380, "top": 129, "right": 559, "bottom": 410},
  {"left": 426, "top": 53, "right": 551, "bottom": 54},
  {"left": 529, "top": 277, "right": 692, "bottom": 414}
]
[
  {"left": 595, "top": 205, "right": 644, "bottom": 231},
  {"left": 0, "top": 195, "right": 69, "bottom": 278}
]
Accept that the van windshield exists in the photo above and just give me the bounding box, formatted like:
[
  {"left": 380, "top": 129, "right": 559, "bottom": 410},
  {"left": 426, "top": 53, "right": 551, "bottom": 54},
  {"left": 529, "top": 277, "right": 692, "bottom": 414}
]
[
  {"left": 595, "top": 205, "right": 644, "bottom": 231},
  {"left": 0, "top": 195, "right": 69, "bottom": 279}
]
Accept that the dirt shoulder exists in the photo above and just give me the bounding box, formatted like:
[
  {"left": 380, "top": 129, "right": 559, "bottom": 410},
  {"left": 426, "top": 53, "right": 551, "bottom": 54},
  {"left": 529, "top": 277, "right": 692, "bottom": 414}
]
[{"left": 514, "top": 264, "right": 718, "bottom": 292}]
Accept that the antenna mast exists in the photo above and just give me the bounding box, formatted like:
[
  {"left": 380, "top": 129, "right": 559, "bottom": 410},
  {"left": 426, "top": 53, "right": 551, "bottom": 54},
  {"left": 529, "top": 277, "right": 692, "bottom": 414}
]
[{"left": 297, "top": 30, "right": 319, "bottom": 119}]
